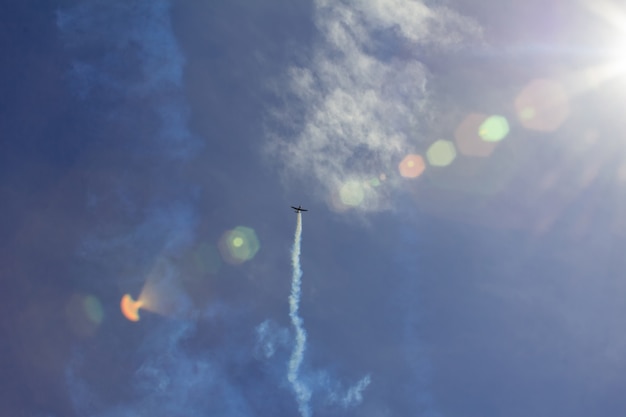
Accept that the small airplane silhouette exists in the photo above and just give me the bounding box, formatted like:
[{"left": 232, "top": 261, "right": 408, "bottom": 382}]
[{"left": 291, "top": 205, "right": 308, "bottom": 213}]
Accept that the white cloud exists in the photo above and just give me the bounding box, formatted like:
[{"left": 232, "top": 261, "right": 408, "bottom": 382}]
[{"left": 268, "top": 0, "right": 481, "bottom": 211}]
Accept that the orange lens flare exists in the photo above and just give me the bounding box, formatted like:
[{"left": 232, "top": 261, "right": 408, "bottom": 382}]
[
  {"left": 120, "top": 294, "right": 144, "bottom": 322},
  {"left": 399, "top": 154, "right": 426, "bottom": 178}
]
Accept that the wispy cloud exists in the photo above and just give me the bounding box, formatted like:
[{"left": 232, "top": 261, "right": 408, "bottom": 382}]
[
  {"left": 57, "top": 0, "right": 201, "bottom": 292},
  {"left": 268, "top": 0, "right": 481, "bottom": 211},
  {"left": 66, "top": 321, "right": 259, "bottom": 417},
  {"left": 322, "top": 372, "right": 372, "bottom": 408},
  {"left": 56, "top": 3, "right": 216, "bottom": 413},
  {"left": 255, "top": 319, "right": 290, "bottom": 359}
]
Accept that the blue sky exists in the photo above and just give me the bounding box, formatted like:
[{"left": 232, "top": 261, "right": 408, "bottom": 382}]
[{"left": 3, "top": 0, "right": 626, "bottom": 416}]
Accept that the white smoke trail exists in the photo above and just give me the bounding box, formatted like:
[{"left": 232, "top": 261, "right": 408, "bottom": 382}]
[{"left": 288, "top": 212, "right": 312, "bottom": 417}]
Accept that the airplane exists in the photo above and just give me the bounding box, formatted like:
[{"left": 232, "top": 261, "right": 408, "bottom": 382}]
[{"left": 291, "top": 205, "right": 308, "bottom": 213}]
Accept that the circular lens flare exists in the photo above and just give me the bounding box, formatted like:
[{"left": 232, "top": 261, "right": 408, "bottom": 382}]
[
  {"left": 83, "top": 295, "right": 104, "bottom": 324},
  {"left": 399, "top": 154, "right": 426, "bottom": 178},
  {"left": 219, "top": 226, "right": 260, "bottom": 264},
  {"left": 515, "top": 79, "right": 569, "bottom": 132},
  {"left": 340, "top": 181, "right": 365, "bottom": 206},
  {"left": 66, "top": 293, "right": 104, "bottom": 337},
  {"left": 479, "top": 115, "right": 510, "bottom": 142},
  {"left": 426, "top": 140, "right": 457, "bottom": 167},
  {"left": 455, "top": 114, "right": 498, "bottom": 157}
]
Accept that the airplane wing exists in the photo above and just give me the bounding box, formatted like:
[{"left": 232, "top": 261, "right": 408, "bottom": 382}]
[
  {"left": 300, "top": 208, "right": 308, "bottom": 211},
  {"left": 291, "top": 206, "right": 298, "bottom": 210}
]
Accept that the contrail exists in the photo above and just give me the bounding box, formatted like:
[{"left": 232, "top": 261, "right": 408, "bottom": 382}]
[{"left": 288, "top": 212, "right": 312, "bottom": 417}]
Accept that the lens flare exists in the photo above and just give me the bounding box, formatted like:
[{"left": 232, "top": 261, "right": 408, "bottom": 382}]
[
  {"left": 66, "top": 293, "right": 105, "bottom": 336},
  {"left": 515, "top": 79, "right": 569, "bottom": 132},
  {"left": 426, "top": 140, "right": 456, "bottom": 167},
  {"left": 398, "top": 154, "right": 426, "bottom": 178},
  {"left": 219, "top": 226, "right": 260, "bottom": 264},
  {"left": 120, "top": 261, "right": 191, "bottom": 321},
  {"left": 120, "top": 294, "right": 143, "bottom": 322},
  {"left": 455, "top": 114, "right": 498, "bottom": 157},
  {"left": 479, "top": 115, "right": 510, "bottom": 142},
  {"left": 339, "top": 181, "right": 365, "bottom": 207},
  {"left": 369, "top": 177, "right": 381, "bottom": 187},
  {"left": 83, "top": 295, "right": 104, "bottom": 324}
]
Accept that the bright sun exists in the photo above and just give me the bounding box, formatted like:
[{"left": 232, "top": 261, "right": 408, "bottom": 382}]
[{"left": 587, "top": 0, "right": 626, "bottom": 71}]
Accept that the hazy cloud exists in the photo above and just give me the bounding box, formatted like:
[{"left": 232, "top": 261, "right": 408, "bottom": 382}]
[
  {"left": 66, "top": 321, "right": 257, "bottom": 417},
  {"left": 57, "top": 0, "right": 201, "bottom": 158},
  {"left": 255, "top": 319, "right": 290, "bottom": 359}
]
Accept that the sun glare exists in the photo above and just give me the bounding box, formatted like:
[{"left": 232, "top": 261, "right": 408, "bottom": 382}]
[
  {"left": 609, "top": 34, "right": 626, "bottom": 71},
  {"left": 585, "top": 0, "right": 626, "bottom": 75}
]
